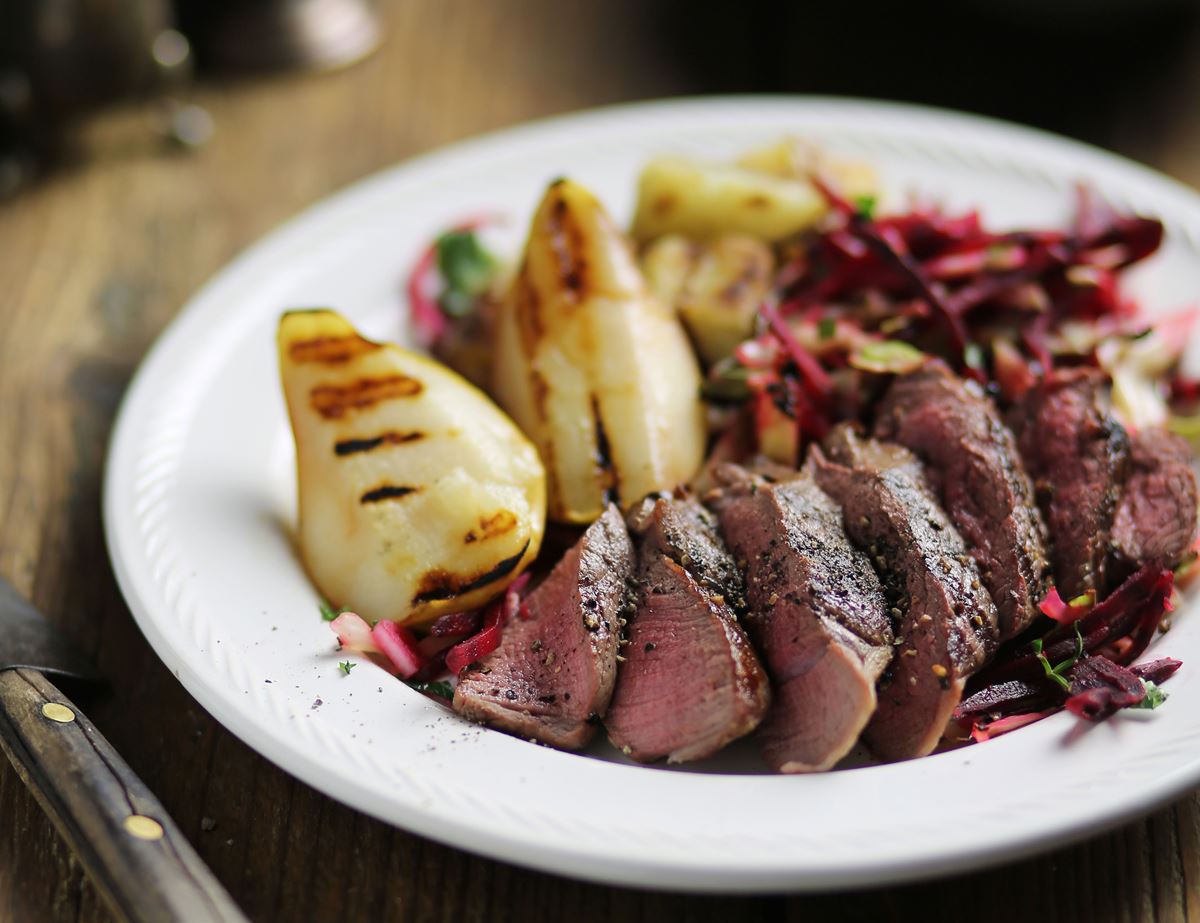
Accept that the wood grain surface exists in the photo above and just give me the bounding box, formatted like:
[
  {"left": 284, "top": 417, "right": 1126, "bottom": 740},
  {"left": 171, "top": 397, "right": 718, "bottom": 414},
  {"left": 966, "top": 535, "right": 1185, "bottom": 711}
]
[
  {"left": 0, "top": 669, "right": 246, "bottom": 922},
  {"left": 3, "top": 2, "right": 1200, "bottom": 920}
]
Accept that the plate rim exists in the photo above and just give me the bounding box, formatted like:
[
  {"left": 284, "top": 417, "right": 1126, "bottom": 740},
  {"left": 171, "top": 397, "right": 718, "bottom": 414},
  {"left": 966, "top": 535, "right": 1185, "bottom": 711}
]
[{"left": 103, "top": 94, "right": 1200, "bottom": 892}]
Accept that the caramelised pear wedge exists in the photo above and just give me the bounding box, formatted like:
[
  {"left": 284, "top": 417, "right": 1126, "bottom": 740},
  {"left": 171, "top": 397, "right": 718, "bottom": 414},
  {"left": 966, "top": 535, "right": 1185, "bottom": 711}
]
[
  {"left": 278, "top": 309, "right": 545, "bottom": 625},
  {"left": 491, "top": 179, "right": 706, "bottom": 523}
]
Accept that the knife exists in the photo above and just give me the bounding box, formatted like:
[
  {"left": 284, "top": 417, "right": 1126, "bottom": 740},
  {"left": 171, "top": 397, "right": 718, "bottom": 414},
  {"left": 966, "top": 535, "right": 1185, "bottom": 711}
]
[{"left": 0, "top": 576, "right": 247, "bottom": 923}]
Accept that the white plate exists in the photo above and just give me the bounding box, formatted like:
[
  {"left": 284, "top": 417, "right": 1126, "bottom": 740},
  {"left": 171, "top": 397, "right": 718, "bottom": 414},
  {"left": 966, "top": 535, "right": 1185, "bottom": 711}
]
[{"left": 104, "top": 97, "right": 1200, "bottom": 892}]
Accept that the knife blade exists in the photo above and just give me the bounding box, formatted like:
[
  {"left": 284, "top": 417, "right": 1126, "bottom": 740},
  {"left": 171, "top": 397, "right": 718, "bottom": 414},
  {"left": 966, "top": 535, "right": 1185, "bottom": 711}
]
[
  {"left": 0, "top": 578, "right": 98, "bottom": 680},
  {"left": 0, "top": 575, "right": 247, "bottom": 923}
]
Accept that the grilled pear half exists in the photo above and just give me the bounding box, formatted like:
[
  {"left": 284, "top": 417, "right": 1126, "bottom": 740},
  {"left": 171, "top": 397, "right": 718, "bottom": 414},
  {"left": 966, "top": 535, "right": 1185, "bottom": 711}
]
[
  {"left": 491, "top": 179, "right": 706, "bottom": 523},
  {"left": 278, "top": 309, "right": 545, "bottom": 625}
]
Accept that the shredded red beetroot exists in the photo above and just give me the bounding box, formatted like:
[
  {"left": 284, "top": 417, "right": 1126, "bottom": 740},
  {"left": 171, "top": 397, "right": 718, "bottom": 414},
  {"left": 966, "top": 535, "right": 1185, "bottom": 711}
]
[
  {"left": 444, "top": 608, "right": 502, "bottom": 675},
  {"left": 959, "top": 561, "right": 1179, "bottom": 739},
  {"left": 717, "top": 185, "right": 1163, "bottom": 474},
  {"left": 330, "top": 612, "right": 377, "bottom": 653},
  {"left": 1037, "top": 586, "right": 1095, "bottom": 624},
  {"left": 1076, "top": 565, "right": 1174, "bottom": 667},
  {"left": 1037, "top": 587, "right": 1076, "bottom": 623},
  {"left": 1171, "top": 375, "right": 1200, "bottom": 405},
  {"left": 954, "top": 679, "right": 1058, "bottom": 721},
  {"left": 1131, "top": 658, "right": 1183, "bottom": 684},
  {"left": 371, "top": 621, "right": 427, "bottom": 679},
  {"left": 961, "top": 651, "right": 1177, "bottom": 737},
  {"left": 444, "top": 573, "right": 531, "bottom": 675},
  {"left": 973, "top": 563, "right": 1174, "bottom": 689},
  {"left": 409, "top": 647, "right": 450, "bottom": 684},
  {"left": 406, "top": 242, "right": 445, "bottom": 349},
  {"left": 429, "top": 609, "right": 484, "bottom": 638},
  {"left": 969, "top": 709, "right": 1059, "bottom": 743},
  {"left": 1064, "top": 655, "right": 1148, "bottom": 720},
  {"left": 760, "top": 300, "right": 834, "bottom": 403},
  {"left": 810, "top": 174, "right": 974, "bottom": 374},
  {"left": 767, "top": 178, "right": 1163, "bottom": 401}
]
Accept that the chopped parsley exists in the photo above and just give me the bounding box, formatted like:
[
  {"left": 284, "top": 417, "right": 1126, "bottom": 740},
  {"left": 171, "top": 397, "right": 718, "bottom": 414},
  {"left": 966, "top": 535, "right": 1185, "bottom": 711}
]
[
  {"left": 1133, "top": 680, "right": 1169, "bottom": 710},
  {"left": 436, "top": 230, "right": 496, "bottom": 318},
  {"left": 853, "top": 194, "right": 877, "bottom": 221},
  {"left": 1068, "top": 589, "right": 1097, "bottom": 609},
  {"left": 699, "top": 358, "right": 752, "bottom": 405},
  {"left": 406, "top": 679, "right": 454, "bottom": 700},
  {"left": 1032, "top": 622, "right": 1084, "bottom": 692},
  {"left": 319, "top": 600, "right": 348, "bottom": 622},
  {"left": 338, "top": 660, "right": 356, "bottom": 675},
  {"left": 818, "top": 317, "right": 837, "bottom": 341}
]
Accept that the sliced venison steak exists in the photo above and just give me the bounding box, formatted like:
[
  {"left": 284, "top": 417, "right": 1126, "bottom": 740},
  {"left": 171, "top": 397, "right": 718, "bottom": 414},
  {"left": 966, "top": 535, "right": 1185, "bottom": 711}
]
[
  {"left": 625, "top": 492, "right": 747, "bottom": 609},
  {"left": 874, "top": 361, "right": 1050, "bottom": 641},
  {"left": 606, "top": 494, "right": 768, "bottom": 764},
  {"left": 1010, "top": 368, "right": 1129, "bottom": 598},
  {"left": 453, "top": 505, "right": 633, "bottom": 750},
  {"left": 1112, "top": 426, "right": 1198, "bottom": 569},
  {"left": 714, "top": 466, "right": 893, "bottom": 772},
  {"left": 810, "top": 425, "right": 998, "bottom": 762}
]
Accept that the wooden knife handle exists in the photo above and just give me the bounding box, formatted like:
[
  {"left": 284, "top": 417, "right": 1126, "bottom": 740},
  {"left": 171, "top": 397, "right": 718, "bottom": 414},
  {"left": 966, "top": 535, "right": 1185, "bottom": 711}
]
[{"left": 0, "top": 668, "right": 247, "bottom": 923}]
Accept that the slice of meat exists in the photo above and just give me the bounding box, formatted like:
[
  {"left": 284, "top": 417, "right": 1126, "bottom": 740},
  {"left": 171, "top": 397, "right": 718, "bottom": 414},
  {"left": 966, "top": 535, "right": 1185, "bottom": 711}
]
[
  {"left": 1112, "top": 427, "right": 1198, "bottom": 568},
  {"left": 810, "top": 425, "right": 998, "bottom": 762},
  {"left": 452, "top": 505, "right": 633, "bottom": 749},
  {"left": 873, "top": 361, "right": 1050, "bottom": 640},
  {"left": 605, "top": 494, "right": 768, "bottom": 763},
  {"left": 714, "top": 466, "right": 893, "bottom": 772},
  {"left": 1010, "top": 368, "right": 1129, "bottom": 598},
  {"left": 625, "top": 492, "right": 747, "bottom": 609}
]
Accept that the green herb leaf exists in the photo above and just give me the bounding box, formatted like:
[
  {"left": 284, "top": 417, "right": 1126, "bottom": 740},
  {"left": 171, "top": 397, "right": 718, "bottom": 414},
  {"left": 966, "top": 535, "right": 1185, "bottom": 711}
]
[
  {"left": 1133, "top": 679, "right": 1169, "bottom": 710},
  {"left": 1032, "top": 623, "right": 1084, "bottom": 692},
  {"left": 1053, "top": 622, "right": 1085, "bottom": 676},
  {"left": 1036, "top": 656, "right": 1070, "bottom": 691},
  {"left": 319, "top": 600, "right": 346, "bottom": 622},
  {"left": 338, "top": 660, "right": 356, "bottom": 675},
  {"left": 1031, "top": 638, "right": 1069, "bottom": 691},
  {"left": 438, "top": 289, "right": 477, "bottom": 318},
  {"left": 1067, "top": 589, "right": 1097, "bottom": 609},
  {"left": 700, "top": 379, "right": 752, "bottom": 405},
  {"left": 818, "top": 317, "right": 837, "bottom": 341},
  {"left": 406, "top": 679, "right": 454, "bottom": 700},
  {"left": 853, "top": 194, "right": 877, "bottom": 221},
  {"left": 849, "top": 340, "right": 926, "bottom": 375},
  {"left": 436, "top": 230, "right": 496, "bottom": 318},
  {"left": 700, "top": 358, "right": 752, "bottom": 405}
]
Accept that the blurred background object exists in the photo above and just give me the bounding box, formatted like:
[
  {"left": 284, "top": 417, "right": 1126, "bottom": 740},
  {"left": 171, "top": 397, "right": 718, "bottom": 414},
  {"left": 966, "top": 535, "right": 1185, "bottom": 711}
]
[
  {"left": 174, "top": 0, "right": 379, "bottom": 73},
  {"left": 663, "top": 0, "right": 1200, "bottom": 158},
  {"left": 5, "top": 0, "right": 1200, "bottom": 202},
  {"left": 0, "top": 0, "right": 379, "bottom": 197}
]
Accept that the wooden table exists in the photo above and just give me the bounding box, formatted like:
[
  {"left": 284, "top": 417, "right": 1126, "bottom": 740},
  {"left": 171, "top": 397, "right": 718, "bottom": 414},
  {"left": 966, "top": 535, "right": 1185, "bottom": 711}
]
[{"left": 4, "top": 2, "right": 1200, "bottom": 920}]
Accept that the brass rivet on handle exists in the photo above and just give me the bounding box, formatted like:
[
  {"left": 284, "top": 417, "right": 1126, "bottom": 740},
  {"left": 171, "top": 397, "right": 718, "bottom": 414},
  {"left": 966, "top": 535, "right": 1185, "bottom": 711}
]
[
  {"left": 41, "top": 703, "right": 75, "bottom": 723},
  {"left": 123, "top": 815, "right": 165, "bottom": 841}
]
